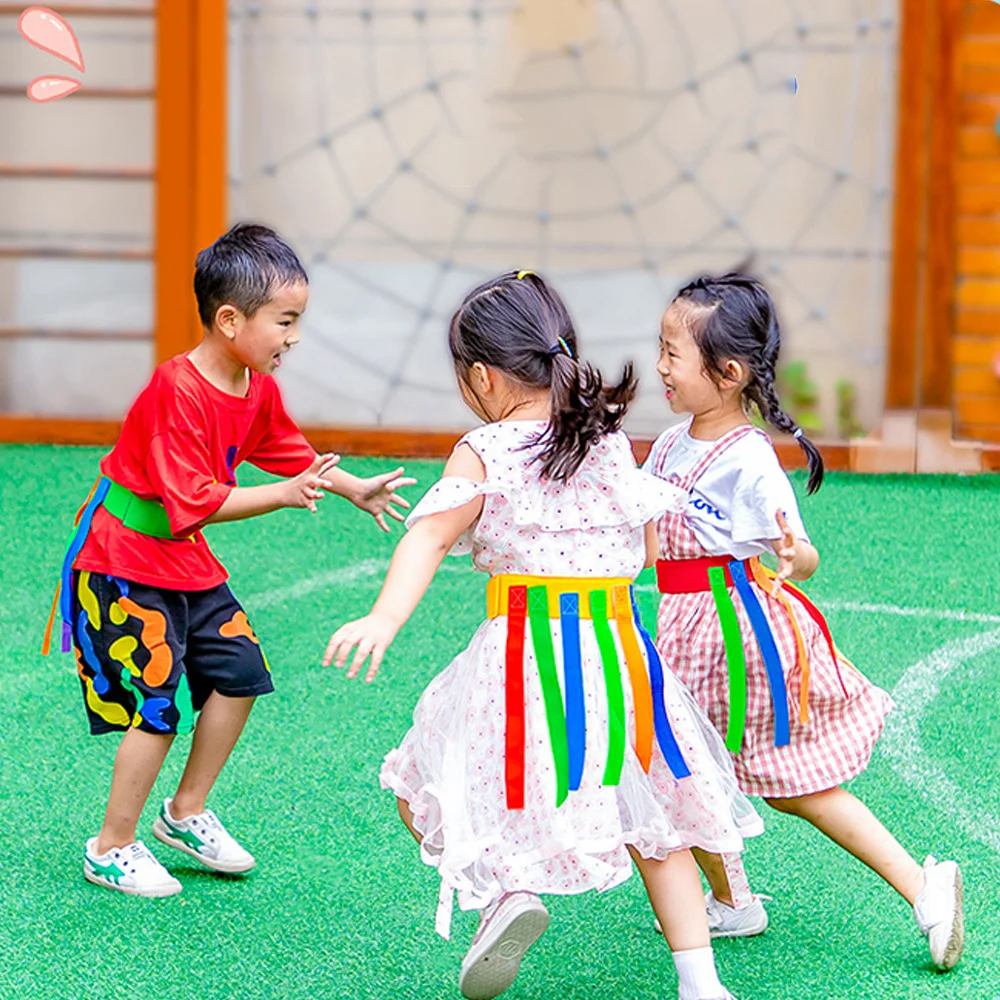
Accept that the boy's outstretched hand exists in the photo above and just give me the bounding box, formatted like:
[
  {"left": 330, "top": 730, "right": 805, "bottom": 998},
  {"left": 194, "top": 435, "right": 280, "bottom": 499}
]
[
  {"left": 323, "top": 612, "right": 400, "bottom": 682},
  {"left": 284, "top": 453, "right": 341, "bottom": 512},
  {"left": 342, "top": 467, "right": 417, "bottom": 532}
]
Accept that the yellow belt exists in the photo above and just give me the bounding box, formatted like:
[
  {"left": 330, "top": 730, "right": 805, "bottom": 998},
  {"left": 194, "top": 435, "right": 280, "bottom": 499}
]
[{"left": 486, "top": 574, "right": 633, "bottom": 619}]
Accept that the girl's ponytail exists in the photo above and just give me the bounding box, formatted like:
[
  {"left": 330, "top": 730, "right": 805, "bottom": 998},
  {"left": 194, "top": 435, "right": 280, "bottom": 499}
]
[
  {"left": 539, "top": 347, "right": 636, "bottom": 481},
  {"left": 449, "top": 271, "right": 636, "bottom": 482}
]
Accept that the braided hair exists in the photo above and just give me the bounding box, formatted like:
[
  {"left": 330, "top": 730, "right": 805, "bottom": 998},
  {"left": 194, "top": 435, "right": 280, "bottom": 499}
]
[
  {"left": 449, "top": 270, "right": 637, "bottom": 481},
  {"left": 673, "top": 272, "right": 824, "bottom": 494}
]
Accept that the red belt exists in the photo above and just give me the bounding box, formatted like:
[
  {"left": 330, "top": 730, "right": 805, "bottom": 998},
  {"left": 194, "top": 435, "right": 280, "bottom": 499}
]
[{"left": 656, "top": 554, "right": 743, "bottom": 594}]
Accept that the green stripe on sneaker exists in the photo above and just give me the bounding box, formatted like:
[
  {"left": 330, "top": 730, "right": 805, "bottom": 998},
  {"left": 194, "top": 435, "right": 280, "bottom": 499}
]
[
  {"left": 88, "top": 859, "right": 126, "bottom": 885},
  {"left": 161, "top": 811, "right": 204, "bottom": 852}
]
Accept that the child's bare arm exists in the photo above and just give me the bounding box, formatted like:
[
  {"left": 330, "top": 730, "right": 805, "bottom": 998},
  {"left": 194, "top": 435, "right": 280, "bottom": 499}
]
[
  {"left": 205, "top": 453, "right": 341, "bottom": 524},
  {"left": 644, "top": 521, "right": 659, "bottom": 569},
  {"left": 323, "top": 444, "right": 485, "bottom": 682}
]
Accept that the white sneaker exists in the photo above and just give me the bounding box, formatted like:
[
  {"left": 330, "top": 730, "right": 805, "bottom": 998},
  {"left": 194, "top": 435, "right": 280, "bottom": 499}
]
[
  {"left": 84, "top": 838, "right": 182, "bottom": 898},
  {"left": 655, "top": 891, "right": 770, "bottom": 939},
  {"left": 913, "top": 856, "right": 964, "bottom": 971},
  {"left": 151, "top": 798, "right": 255, "bottom": 873},
  {"left": 459, "top": 891, "right": 549, "bottom": 1000}
]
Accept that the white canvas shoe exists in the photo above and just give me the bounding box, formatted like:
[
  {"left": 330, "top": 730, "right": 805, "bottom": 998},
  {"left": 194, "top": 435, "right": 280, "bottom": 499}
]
[
  {"left": 655, "top": 890, "right": 770, "bottom": 939},
  {"left": 913, "top": 856, "right": 964, "bottom": 971},
  {"left": 84, "top": 838, "right": 182, "bottom": 898},
  {"left": 459, "top": 891, "right": 549, "bottom": 1000},
  {"left": 152, "top": 798, "right": 255, "bottom": 873}
]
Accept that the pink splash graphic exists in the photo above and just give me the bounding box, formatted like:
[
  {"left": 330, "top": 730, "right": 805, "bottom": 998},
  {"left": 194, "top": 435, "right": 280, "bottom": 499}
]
[
  {"left": 18, "top": 6, "right": 85, "bottom": 102},
  {"left": 27, "top": 75, "right": 81, "bottom": 102}
]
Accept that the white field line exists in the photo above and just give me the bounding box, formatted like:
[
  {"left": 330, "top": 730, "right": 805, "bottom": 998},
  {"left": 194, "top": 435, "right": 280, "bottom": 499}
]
[
  {"left": 880, "top": 629, "right": 1000, "bottom": 856},
  {"left": 633, "top": 583, "right": 1000, "bottom": 624},
  {"left": 246, "top": 559, "right": 388, "bottom": 609}
]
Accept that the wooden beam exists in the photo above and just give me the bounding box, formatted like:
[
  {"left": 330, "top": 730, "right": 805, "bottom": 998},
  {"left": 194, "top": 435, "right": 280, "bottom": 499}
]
[
  {"left": 0, "top": 327, "right": 149, "bottom": 341},
  {"left": 921, "top": 0, "right": 963, "bottom": 409},
  {"left": 193, "top": 0, "right": 228, "bottom": 257},
  {"left": 0, "top": 164, "right": 152, "bottom": 180},
  {"left": 0, "top": 418, "right": 853, "bottom": 473},
  {"left": 154, "top": 0, "right": 227, "bottom": 364},
  {"left": 0, "top": 86, "right": 155, "bottom": 100},
  {"left": 0, "top": 417, "right": 121, "bottom": 446},
  {"left": 886, "top": 0, "right": 932, "bottom": 409},
  {"left": 154, "top": 0, "right": 197, "bottom": 363},
  {"left": 0, "top": 3, "right": 153, "bottom": 14}
]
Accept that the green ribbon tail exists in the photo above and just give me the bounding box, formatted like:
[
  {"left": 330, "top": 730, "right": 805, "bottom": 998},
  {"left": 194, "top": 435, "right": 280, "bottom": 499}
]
[
  {"left": 527, "top": 585, "right": 570, "bottom": 806},
  {"left": 708, "top": 566, "right": 748, "bottom": 754},
  {"left": 589, "top": 590, "right": 626, "bottom": 786}
]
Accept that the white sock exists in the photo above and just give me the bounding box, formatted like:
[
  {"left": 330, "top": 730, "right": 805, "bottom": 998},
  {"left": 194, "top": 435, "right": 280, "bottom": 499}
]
[{"left": 673, "top": 947, "right": 725, "bottom": 1000}]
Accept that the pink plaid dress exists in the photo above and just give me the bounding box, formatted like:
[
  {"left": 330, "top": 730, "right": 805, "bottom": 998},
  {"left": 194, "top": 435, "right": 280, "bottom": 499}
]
[{"left": 650, "top": 422, "right": 894, "bottom": 798}]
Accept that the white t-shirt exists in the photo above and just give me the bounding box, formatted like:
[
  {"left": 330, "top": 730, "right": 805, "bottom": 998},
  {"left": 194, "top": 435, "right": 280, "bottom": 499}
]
[{"left": 643, "top": 421, "right": 809, "bottom": 560}]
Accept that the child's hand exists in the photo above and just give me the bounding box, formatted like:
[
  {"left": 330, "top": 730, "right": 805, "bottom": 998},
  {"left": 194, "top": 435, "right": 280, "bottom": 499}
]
[
  {"left": 284, "top": 453, "right": 341, "bottom": 512},
  {"left": 344, "top": 467, "right": 417, "bottom": 533},
  {"left": 772, "top": 509, "right": 798, "bottom": 595},
  {"left": 322, "top": 612, "right": 400, "bottom": 682}
]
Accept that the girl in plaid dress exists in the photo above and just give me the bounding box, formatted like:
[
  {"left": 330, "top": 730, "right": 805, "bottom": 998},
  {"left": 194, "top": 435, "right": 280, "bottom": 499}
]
[{"left": 645, "top": 272, "right": 964, "bottom": 972}]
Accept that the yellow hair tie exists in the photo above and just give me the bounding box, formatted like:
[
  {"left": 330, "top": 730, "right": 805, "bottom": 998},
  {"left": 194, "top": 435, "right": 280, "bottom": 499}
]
[{"left": 516, "top": 269, "right": 535, "bottom": 280}]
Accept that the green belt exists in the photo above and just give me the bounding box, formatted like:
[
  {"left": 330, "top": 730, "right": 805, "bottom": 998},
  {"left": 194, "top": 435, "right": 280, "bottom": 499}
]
[{"left": 100, "top": 478, "right": 174, "bottom": 538}]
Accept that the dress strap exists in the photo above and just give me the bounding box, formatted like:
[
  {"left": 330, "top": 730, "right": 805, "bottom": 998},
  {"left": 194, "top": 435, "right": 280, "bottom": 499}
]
[
  {"left": 681, "top": 424, "right": 761, "bottom": 491},
  {"left": 651, "top": 420, "right": 691, "bottom": 478}
]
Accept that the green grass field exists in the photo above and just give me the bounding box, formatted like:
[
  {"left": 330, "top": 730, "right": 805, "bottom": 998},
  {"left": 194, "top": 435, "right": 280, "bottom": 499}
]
[{"left": 2, "top": 444, "right": 999, "bottom": 1000}]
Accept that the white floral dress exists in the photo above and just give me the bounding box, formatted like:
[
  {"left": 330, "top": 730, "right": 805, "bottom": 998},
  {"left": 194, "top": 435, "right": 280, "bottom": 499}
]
[{"left": 379, "top": 421, "right": 763, "bottom": 936}]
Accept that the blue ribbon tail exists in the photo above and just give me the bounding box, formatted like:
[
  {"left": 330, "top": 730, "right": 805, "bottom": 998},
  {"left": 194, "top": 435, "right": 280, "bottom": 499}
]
[
  {"left": 630, "top": 589, "right": 691, "bottom": 780},
  {"left": 729, "top": 560, "right": 791, "bottom": 747},
  {"left": 560, "top": 592, "right": 586, "bottom": 792},
  {"left": 58, "top": 477, "right": 111, "bottom": 639}
]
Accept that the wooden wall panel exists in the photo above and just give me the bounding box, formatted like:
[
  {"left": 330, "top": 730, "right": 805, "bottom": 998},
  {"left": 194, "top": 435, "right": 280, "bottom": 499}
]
[{"left": 953, "top": 0, "right": 1000, "bottom": 437}]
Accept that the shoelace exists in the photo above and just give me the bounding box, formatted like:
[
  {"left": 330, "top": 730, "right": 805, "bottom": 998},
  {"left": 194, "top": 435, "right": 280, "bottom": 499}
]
[{"left": 122, "top": 841, "right": 157, "bottom": 872}]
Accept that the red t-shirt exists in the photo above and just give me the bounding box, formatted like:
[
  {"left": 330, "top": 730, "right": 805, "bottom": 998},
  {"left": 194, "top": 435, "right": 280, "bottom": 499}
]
[{"left": 74, "top": 355, "right": 315, "bottom": 591}]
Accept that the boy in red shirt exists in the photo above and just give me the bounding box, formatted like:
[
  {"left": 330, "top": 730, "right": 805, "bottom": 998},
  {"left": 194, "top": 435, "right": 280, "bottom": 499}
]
[{"left": 47, "top": 223, "right": 414, "bottom": 897}]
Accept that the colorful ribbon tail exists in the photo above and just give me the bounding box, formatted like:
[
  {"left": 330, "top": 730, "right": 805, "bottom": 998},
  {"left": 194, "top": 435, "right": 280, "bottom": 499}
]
[
  {"left": 527, "top": 585, "right": 570, "bottom": 807},
  {"left": 630, "top": 591, "right": 691, "bottom": 780},
  {"left": 589, "top": 589, "right": 626, "bottom": 786},
  {"left": 614, "top": 585, "right": 654, "bottom": 773},
  {"left": 504, "top": 585, "right": 528, "bottom": 810},
  {"left": 559, "top": 592, "right": 586, "bottom": 792},
  {"left": 57, "top": 477, "right": 112, "bottom": 648},
  {"left": 41, "top": 583, "right": 61, "bottom": 656},
  {"left": 730, "top": 561, "right": 791, "bottom": 748},
  {"left": 750, "top": 561, "right": 811, "bottom": 724},
  {"left": 707, "top": 566, "right": 748, "bottom": 754}
]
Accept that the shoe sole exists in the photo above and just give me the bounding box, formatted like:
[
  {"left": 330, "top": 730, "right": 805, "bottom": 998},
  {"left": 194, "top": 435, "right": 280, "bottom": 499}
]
[
  {"left": 654, "top": 914, "right": 768, "bottom": 939},
  {"left": 459, "top": 900, "right": 550, "bottom": 1000},
  {"left": 84, "top": 869, "right": 182, "bottom": 898},
  {"left": 935, "top": 867, "right": 965, "bottom": 971},
  {"left": 152, "top": 818, "right": 256, "bottom": 874}
]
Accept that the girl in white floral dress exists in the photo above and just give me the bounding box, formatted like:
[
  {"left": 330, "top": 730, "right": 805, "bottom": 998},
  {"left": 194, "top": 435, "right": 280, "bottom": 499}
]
[{"left": 324, "top": 271, "right": 762, "bottom": 1000}]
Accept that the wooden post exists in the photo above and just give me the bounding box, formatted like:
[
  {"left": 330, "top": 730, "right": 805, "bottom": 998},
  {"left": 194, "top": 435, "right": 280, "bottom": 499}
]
[
  {"left": 855, "top": 0, "right": 984, "bottom": 472},
  {"left": 154, "top": 0, "right": 227, "bottom": 364}
]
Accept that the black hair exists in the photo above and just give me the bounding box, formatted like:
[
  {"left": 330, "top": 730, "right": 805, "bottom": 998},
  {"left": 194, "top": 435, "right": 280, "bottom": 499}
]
[
  {"left": 672, "top": 271, "right": 825, "bottom": 494},
  {"left": 449, "top": 270, "right": 637, "bottom": 481},
  {"left": 193, "top": 223, "right": 308, "bottom": 329}
]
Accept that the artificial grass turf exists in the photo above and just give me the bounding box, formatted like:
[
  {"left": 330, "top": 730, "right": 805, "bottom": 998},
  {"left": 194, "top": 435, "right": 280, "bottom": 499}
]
[{"left": 1, "top": 444, "right": 999, "bottom": 999}]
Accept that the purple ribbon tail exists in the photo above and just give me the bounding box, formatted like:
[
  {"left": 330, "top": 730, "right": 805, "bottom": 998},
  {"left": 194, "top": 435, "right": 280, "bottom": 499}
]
[{"left": 61, "top": 621, "right": 72, "bottom": 653}]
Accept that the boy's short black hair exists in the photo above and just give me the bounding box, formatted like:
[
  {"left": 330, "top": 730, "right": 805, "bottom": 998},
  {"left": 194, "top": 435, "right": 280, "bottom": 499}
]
[{"left": 194, "top": 223, "right": 308, "bottom": 329}]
